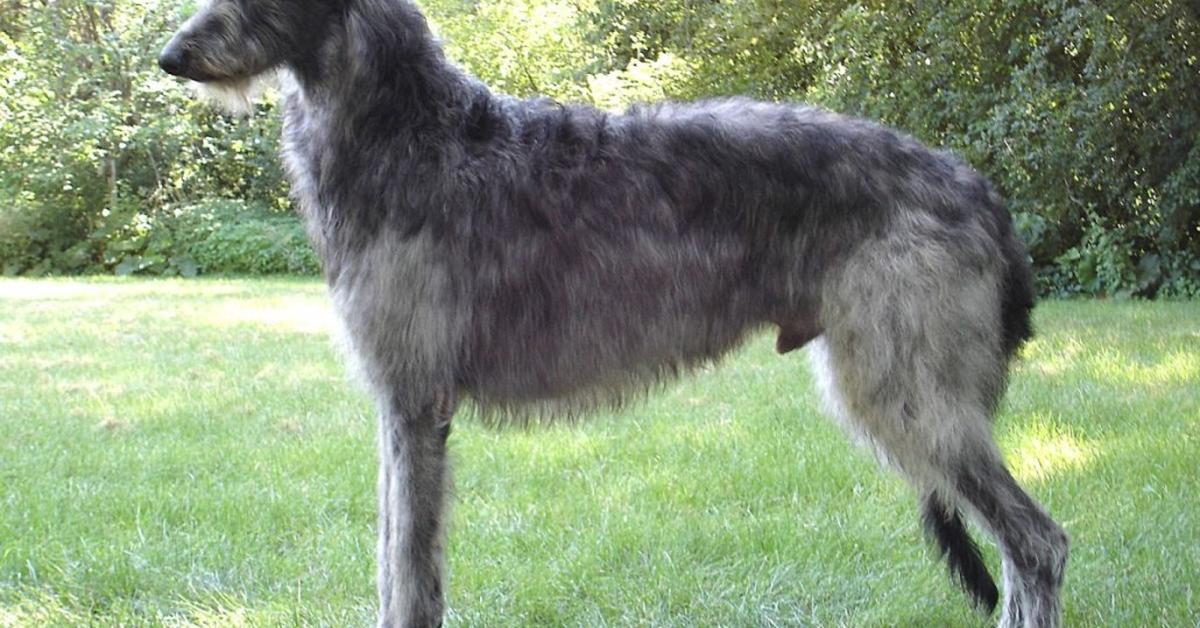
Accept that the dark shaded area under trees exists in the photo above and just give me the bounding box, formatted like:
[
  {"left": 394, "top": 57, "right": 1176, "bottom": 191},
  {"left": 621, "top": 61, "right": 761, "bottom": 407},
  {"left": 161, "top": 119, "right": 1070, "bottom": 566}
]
[{"left": 1, "top": 0, "right": 1197, "bottom": 297}]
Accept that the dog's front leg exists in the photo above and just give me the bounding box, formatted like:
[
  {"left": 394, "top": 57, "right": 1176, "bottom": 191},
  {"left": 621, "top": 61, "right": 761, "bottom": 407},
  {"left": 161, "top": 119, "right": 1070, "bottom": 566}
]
[{"left": 376, "top": 389, "right": 455, "bottom": 628}]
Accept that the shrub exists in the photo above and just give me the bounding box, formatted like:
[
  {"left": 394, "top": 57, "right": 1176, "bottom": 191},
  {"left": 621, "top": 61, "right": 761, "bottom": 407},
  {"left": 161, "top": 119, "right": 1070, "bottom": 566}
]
[
  {"left": 1, "top": 0, "right": 1196, "bottom": 294},
  {"left": 177, "top": 200, "right": 318, "bottom": 276},
  {"left": 0, "top": 0, "right": 289, "bottom": 276},
  {"left": 17, "top": 198, "right": 321, "bottom": 277}
]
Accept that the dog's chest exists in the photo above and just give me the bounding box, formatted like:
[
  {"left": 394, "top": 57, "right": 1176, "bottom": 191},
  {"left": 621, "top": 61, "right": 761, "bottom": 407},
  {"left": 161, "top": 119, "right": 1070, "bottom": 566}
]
[
  {"left": 326, "top": 228, "right": 465, "bottom": 384},
  {"left": 280, "top": 98, "right": 334, "bottom": 246}
]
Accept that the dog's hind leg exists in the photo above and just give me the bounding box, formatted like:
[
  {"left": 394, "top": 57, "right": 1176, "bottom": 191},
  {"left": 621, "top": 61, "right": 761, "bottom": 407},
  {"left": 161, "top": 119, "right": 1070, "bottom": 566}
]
[
  {"left": 808, "top": 230, "right": 1067, "bottom": 627},
  {"left": 376, "top": 388, "right": 456, "bottom": 628},
  {"left": 949, "top": 441, "right": 1069, "bottom": 628}
]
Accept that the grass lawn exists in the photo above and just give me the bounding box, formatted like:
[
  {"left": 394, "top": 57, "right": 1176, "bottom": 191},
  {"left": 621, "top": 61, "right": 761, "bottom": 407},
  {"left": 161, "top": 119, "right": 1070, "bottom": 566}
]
[{"left": 1, "top": 277, "right": 1197, "bottom": 627}]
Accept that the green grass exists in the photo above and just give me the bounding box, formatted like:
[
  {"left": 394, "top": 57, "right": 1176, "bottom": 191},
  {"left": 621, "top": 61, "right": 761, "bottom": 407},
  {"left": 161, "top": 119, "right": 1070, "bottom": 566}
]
[{"left": 1, "top": 278, "right": 1197, "bottom": 627}]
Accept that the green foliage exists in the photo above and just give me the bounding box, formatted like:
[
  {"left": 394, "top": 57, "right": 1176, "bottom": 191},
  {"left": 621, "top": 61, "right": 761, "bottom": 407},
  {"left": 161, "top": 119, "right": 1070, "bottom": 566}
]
[
  {"left": 0, "top": 0, "right": 290, "bottom": 276},
  {"left": 1, "top": 0, "right": 1197, "bottom": 294},
  {"left": 580, "top": 0, "right": 838, "bottom": 101},
  {"left": 90, "top": 199, "right": 318, "bottom": 277},
  {"left": 425, "top": 0, "right": 600, "bottom": 101},
  {"left": 179, "top": 200, "right": 319, "bottom": 276}
]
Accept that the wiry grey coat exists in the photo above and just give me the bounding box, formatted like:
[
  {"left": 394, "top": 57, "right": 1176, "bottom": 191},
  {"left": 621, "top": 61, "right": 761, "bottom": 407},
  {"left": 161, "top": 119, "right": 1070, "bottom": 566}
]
[{"left": 159, "top": 0, "right": 1069, "bottom": 626}]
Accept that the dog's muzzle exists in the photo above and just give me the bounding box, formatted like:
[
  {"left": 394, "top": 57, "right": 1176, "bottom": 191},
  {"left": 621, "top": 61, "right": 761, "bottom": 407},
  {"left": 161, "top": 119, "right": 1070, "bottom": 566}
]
[
  {"left": 158, "top": 33, "right": 218, "bottom": 82},
  {"left": 158, "top": 44, "right": 189, "bottom": 77}
]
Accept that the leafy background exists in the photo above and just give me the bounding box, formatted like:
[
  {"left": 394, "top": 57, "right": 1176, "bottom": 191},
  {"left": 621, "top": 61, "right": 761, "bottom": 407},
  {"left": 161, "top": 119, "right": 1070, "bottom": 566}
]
[{"left": 1, "top": 0, "right": 1197, "bottom": 297}]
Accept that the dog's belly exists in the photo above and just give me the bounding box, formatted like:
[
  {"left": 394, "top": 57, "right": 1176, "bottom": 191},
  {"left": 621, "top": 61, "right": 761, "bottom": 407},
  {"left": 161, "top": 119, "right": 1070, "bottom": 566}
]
[{"left": 457, "top": 229, "right": 805, "bottom": 408}]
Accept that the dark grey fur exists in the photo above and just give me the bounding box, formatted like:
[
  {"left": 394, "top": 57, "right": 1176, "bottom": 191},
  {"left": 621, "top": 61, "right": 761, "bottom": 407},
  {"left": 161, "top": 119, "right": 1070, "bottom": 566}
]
[{"left": 160, "top": 1, "right": 1069, "bottom": 626}]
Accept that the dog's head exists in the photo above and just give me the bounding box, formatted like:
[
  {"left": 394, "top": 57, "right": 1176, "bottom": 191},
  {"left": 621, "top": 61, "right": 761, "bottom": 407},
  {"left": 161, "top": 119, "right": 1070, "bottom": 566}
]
[{"left": 159, "top": 0, "right": 342, "bottom": 112}]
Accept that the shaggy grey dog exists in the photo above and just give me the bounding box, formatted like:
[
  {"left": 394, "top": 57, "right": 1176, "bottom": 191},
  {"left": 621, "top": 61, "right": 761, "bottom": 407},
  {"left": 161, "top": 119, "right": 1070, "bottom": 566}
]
[{"left": 159, "top": 0, "right": 1069, "bottom": 626}]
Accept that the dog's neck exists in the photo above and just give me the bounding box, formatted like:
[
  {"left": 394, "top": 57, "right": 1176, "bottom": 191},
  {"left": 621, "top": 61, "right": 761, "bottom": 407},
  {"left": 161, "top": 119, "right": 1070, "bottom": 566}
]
[{"left": 288, "top": 0, "right": 478, "bottom": 134}]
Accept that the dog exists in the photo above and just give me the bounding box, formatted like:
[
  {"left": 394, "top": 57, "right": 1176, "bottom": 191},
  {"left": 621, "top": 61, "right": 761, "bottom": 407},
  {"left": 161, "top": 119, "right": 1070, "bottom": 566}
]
[{"left": 159, "top": 1, "right": 1069, "bottom": 625}]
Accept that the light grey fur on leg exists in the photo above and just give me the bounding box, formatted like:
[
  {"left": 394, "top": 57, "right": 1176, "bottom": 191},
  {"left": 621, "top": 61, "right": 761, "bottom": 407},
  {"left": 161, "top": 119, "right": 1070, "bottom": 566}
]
[
  {"left": 376, "top": 392, "right": 454, "bottom": 628},
  {"left": 808, "top": 222, "right": 1065, "bottom": 628},
  {"left": 952, "top": 451, "right": 1069, "bottom": 628},
  {"left": 325, "top": 228, "right": 464, "bottom": 628},
  {"left": 999, "top": 558, "right": 1026, "bottom": 628}
]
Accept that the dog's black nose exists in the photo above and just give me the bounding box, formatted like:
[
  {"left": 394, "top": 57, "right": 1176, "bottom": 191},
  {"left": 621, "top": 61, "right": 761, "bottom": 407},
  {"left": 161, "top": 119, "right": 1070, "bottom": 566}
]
[{"left": 158, "top": 46, "right": 188, "bottom": 76}]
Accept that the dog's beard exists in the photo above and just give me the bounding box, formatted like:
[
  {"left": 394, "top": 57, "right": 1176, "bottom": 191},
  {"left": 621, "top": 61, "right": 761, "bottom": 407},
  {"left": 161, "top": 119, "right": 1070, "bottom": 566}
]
[{"left": 190, "top": 73, "right": 270, "bottom": 116}]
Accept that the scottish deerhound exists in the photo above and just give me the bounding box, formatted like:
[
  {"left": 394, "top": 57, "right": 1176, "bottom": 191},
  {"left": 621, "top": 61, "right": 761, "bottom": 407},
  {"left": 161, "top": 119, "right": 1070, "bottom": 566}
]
[{"left": 159, "top": 1, "right": 1069, "bottom": 626}]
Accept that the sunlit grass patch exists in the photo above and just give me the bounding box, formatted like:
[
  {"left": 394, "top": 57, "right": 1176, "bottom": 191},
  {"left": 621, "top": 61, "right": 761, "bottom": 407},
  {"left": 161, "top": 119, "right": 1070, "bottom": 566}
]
[
  {"left": 0, "top": 589, "right": 88, "bottom": 627},
  {"left": 1020, "top": 335, "right": 1084, "bottom": 378},
  {"left": 1083, "top": 347, "right": 1200, "bottom": 388},
  {"left": 1006, "top": 416, "right": 1098, "bottom": 482},
  {"left": 179, "top": 296, "right": 335, "bottom": 335}
]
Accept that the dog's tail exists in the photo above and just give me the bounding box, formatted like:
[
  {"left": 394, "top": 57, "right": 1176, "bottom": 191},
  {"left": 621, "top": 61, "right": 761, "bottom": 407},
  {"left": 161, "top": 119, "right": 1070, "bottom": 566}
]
[
  {"left": 922, "top": 491, "right": 999, "bottom": 614},
  {"left": 985, "top": 190, "right": 1036, "bottom": 360},
  {"left": 998, "top": 240, "right": 1035, "bottom": 360}
]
